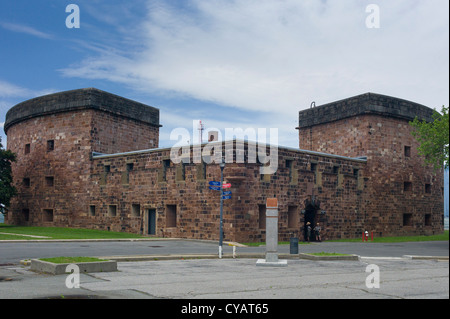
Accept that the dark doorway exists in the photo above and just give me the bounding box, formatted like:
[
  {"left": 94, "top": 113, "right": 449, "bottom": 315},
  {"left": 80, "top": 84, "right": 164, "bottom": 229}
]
[
  {"left": 304, "top": 206, "right": 316, "bottom": 242},
  {"left": 303, "top": 198, "right": 320, "bottom": 242},
  {"left": 147, "top": 209, "right": 156, "bottom": 235}
]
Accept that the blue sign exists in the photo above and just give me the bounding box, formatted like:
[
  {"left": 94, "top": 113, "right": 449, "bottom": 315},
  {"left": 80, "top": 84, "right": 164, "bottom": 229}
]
[
  {"left": 209, "top": 186, "right": 221, "bottom": 191},
  {"left": 209, "top": 181, "right": 221, "bottom": 186},
  {"left": 222, "top": 195, "right": 232, "bottom": 200},
  {"left": 222, "top": 191, "right": 232, "bottom": 196}
]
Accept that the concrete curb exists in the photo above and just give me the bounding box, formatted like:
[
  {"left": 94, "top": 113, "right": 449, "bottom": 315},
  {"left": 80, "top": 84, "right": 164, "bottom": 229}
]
[
  {"left": 18, "top": 254, "right": 449, "bottom": 265},
  {"left": 98, "top": 253, "right": 262, "bottom": 261},
  {"left": 403, "top": 255, "right": 449, "bottom": 261},
  {"left": 90, "top": 253, "right": 450, "bottom": 262},
  {"left": 299, "top": 253, "right": 360, "bottom": 261},
  {"left": 20, "top": 259, "right": 32, "bottom": 266},
  {"left": 30, "top": 259, "right": 117, "bottom": 275},
  {"left": 97, "top": 253, "right": 301, "bottom": 262}
]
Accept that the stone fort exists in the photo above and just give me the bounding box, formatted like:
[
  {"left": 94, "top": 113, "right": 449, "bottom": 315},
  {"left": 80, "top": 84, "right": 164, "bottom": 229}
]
[{"left": 3, "top": 88, "right": 444, "bottom": 242}]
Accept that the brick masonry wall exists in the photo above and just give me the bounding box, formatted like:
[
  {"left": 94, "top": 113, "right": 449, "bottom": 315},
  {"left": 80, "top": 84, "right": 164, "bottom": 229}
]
[
  {"left": 90, "top": 109, "right": 159, "bottom": 154},
  {"left": 5, "top": 89, "right": 443, "bottom": 242},
  {"left": 87, "top": 143, "right": 366, "bottom": 242},
  {"left": 6, "top": 108, "right": 160, "bottom": 227},
  {"left": 299, "top": 113, "right": 444, "bottom": 237},
  {"left": 6, "top": 110, "right": 94, "bottom": 226},
  {"left": 4, "top": 88, "right": 161, "bottom": 228},
  {"left": 8, "top": 109, "right": 440, "bottom": 242},
  {"left": 4, "top": 88, "right": 161, "bottom": 132}
]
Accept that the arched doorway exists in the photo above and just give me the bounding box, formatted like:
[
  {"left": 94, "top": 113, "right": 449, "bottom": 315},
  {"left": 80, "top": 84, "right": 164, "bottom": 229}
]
[{"left": 303, "top": 198, "right": 320, "bottom": 242}]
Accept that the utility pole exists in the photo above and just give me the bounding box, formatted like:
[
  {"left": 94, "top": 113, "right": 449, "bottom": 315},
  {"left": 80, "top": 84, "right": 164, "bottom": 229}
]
[{"left": 198, "top": 120, "right": 205, "bottom": 144}]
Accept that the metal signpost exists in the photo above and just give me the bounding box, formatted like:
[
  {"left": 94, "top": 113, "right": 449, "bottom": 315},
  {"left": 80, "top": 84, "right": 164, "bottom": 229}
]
[
  {"left": 219, "top": 159, "right": 225, "bottom": 258},
  {"left": 209, "top": 159, "right": 232, "bottom": 259}
]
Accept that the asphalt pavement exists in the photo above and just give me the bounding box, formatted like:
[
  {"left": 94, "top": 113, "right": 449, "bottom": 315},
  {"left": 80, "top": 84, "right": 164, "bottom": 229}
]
[
  {"left": 0, "top": 239, "right": 448, "bottom": 301},
  {"left": 0, "top": 238, "right": 448, "bottom": 264}
]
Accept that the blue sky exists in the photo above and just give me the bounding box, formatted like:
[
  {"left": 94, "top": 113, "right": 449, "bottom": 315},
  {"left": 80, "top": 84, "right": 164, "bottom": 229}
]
[{"left": 0, "top": 0, "right": 449, "bottom": 149}]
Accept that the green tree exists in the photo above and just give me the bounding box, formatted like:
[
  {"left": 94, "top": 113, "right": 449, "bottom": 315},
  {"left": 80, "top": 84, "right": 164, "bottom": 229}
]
[
  {"left": 410, "top": 105, "right": 449, "bottom": 170},
  {"left": 0, "top": 138, "right": 17, "bottom": 215}
]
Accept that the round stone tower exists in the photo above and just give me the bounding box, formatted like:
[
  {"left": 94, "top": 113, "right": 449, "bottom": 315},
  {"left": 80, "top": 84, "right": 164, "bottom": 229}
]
[
  {"left": 296, "top": 93, "right": 444, "bottom": 236},
  {"left": 4, "top": 88, "right": 161, "bottom": 226}
]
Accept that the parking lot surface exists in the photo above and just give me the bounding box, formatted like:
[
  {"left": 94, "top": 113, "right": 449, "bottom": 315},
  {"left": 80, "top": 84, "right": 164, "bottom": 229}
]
[{"left": 0, "top": 240, "right": 448, "bottom": 300}]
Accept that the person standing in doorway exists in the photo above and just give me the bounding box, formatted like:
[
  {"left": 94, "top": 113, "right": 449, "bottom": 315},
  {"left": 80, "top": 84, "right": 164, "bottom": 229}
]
[
  {"left": 314, "top": 223, "right": 322, "bottom": 242},
  {"left": 306, "top": 222, "right": 312, "bottom": 242}
]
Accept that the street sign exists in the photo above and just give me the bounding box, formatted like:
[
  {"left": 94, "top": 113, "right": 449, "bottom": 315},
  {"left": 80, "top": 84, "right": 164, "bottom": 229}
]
[
  {"left": 209, "top": 181, "right": 221, "bottom": 186},
  {"left": 222, "top": 191, "right": 232, "bottom": 196},
  {"left": 222, "top": 195, "right": 232, "bottom": 200},
  {"left": 222, "top": 183, "right": 231, "bottom": 188},
  {"left": 209, "top": 186, "right": 221, "bottom": 191}
]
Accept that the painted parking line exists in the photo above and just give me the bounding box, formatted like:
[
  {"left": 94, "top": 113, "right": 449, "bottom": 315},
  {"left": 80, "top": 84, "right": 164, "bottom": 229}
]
[{"left": 0, "top": 232, "right": 51, "bottom": 239}]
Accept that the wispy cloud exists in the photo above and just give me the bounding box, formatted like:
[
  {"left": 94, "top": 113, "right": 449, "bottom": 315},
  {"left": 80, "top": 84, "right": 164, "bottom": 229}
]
[
  {"left": 56, "top": 0, "right": 449, "bottom": 149},
  {"left": 59, "top": 0, "right": 449, "bottom": 114},
  {"left": 0, "top": 22, "right": 53, "bottom": 39},
  {"left": 0, "top": 80, "right": 55, "bottom": 99},
  {"left": 0, "top": 80, "right": 32, "bottom": 98},
  {"left": 0, "top": 80, "right": 57, "bottom": 142}
]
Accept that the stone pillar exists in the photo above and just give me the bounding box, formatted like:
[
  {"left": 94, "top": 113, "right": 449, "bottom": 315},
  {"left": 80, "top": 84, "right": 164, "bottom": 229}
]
[
  {"left": 265, "top": 198, "right": 279, "bottom": 263},
  {"left": 256, "top": 198, "right": 288, "bottom": 267}
]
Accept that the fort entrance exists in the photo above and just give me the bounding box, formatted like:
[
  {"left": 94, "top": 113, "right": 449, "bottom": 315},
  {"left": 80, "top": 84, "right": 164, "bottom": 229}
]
[{"left": 303, "top": 197, "right": 321, "bottom": 242}]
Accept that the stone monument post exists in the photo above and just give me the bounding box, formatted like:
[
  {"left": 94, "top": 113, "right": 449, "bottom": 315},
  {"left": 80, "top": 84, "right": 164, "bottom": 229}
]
[{"left": 256, "top": 198, "right": 288, "bottom": 267}]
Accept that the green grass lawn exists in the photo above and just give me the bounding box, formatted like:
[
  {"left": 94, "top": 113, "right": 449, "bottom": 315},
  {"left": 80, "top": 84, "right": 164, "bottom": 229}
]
[{"left": 0, "top": 224, "right": 144, "bottom": 240}]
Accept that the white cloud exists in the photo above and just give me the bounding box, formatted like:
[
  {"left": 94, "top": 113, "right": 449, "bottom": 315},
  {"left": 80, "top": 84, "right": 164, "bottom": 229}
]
[
  {"left": 158, "top": 104, "right": 300, "bottom": 149},
  {"left": 59, "top": 0, "right": 449, "bottom": 127},
  {"left": 0, "top": 80, "right": 56, "bottom": 99},
  {"left": 0, "top": 80, "right": 57, "bottom": 144},
  {"left": 0, "top": 22, "right": 53, "bottom": 39},
  {"left": 0, "top": 80, "right": 31, "bottom": 98}
]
